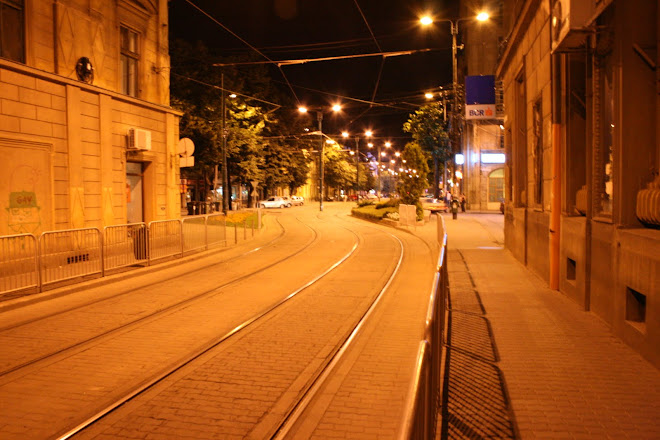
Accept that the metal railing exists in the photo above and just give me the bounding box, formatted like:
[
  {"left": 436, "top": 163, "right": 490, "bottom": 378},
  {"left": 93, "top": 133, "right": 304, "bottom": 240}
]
[
  {"left": 0, "top": 211, "right": 257, "bottom": 296},
  {"left": 398, "top": 215, "right": 448, "bottom": 439},
  {"left": 104, "top": 223, "right": 148, "bottom": 271},
  {"left": 0, "top": 234, "right": 39, "bottom": 294},
  {"left": 149, "top": 219, "right": 183, "bottom": 261},
  {"left": 40, "top": 228, "right": 104, "bottom": 288}
]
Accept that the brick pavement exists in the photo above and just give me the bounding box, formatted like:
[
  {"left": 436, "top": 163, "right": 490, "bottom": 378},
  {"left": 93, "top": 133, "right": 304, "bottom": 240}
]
[{"left": 428, "top": 212, "right": 660, "bottom": 439}]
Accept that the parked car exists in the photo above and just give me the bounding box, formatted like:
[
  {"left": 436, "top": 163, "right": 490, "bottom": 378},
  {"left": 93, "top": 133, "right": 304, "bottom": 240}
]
[
  {"left": 419, "top": 196, "right": 448, "bottom": 213},
  {"left": 258, "top": 196, "right": 291, "bottom": 209},
  {"left": 290, "top": 195, "right": 304, "bottom": 206}
]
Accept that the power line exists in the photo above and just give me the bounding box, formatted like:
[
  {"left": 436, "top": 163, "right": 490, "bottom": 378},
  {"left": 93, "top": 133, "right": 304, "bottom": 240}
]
[
  {"left": 213, "top": 49, "right": 431, "bottom": 67},
  {"left": 183, "top": 0, "right": 300, "bottom": 103}
]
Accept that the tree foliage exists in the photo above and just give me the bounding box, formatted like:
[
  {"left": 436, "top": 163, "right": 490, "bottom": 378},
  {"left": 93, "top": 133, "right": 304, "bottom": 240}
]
[
  {"left": 403, "top": 102, "right": 450, "bottom": 160},
  {"left": 397, "top": 142, "right": 430, "bottom": 217}
]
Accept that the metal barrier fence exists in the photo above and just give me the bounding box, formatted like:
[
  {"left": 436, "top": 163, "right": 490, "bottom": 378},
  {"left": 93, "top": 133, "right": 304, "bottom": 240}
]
[
  {"left": 206, "top": 213, "right": 227, "bottom": 248},
  {"left": 398, "top": 215, "right": 448, "bottom": 439},
  {"left": 0, "top": 211, "right": 254, "bottom": 296},
  {"left": 0, "top": 234, "right": 39, "bottom": 294},
  {"left": 40, "top": 228, "right": 104, "bottom": 287},
  {"left": 104, "top": 223, "right": 148, "bottom": 271},
  {"left": 149, "top": 219, "right": 183, "bottom": 261}
]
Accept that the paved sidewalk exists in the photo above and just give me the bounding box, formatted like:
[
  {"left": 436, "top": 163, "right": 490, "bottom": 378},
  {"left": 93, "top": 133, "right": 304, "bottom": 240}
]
[{"left": 428, "top": 212, "right": 660, "bottom": 439}]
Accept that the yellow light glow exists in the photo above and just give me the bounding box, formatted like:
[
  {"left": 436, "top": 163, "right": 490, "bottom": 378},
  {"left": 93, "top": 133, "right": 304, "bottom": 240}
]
[
  {"left": 425, "top": 92, "right": 434, "bottom": 99},
  {"left": 385, "top": 141, "right": 392, "bottom": 148},
  {"left": 420, "top": 16, "right": 433, "bottom": 26},
  {"left": 368, "top": 142, "right": 374, "bottom": 148},
  {"left": 298, "top": 106, "right": 308, "bottom": 113},
  {"left": 342, "top": 131, "right": 349, "bottom": 138},
  {"left": 476, "top": 12, "right": 489, "bottom": 21},
  {"left": 365, "top": 130, "right": 373, "bottom": 137},
  {"left": 332, "top": 104, "right": 342, "bottom": 112}
]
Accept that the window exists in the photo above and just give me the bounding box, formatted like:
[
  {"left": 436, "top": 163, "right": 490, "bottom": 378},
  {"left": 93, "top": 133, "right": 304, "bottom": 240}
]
[
  {"left": 120, "top": 26, "right": 139, "bottom": 97},
  {"left": 594, "top": 5, "right": 615, "bottom": 217},
  {"left": 0, "top": 0, "right": 24, "bottom": 63},
  {"left": 532, "top": 99, "right": 543, "bottom": 205}
]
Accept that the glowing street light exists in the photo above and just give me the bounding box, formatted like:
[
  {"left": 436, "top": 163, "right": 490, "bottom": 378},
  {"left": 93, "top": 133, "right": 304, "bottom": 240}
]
[
  {"left": 420, "top": 15, "right": 433, "bottom": 26},
  {"left": 298, "top": 104, "right": 342, "bottom": 211}
]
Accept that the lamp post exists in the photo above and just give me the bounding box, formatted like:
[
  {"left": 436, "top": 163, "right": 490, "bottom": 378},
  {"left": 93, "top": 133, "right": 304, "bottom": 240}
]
[
  {"left": 420, "top": 12, "right": 489, "bottom": 198},
  {"left": 299, "top": 104, "right": 341, "bottom": 211}
]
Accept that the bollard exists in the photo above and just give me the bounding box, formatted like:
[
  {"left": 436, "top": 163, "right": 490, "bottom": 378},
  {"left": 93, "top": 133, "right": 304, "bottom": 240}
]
[
  {"left": 244, "top": 219, "right": 247, "bottom": 240},
  {"left": 251, "top": 218, "right": 255, "bottom": 237},
  {"left": 234, "top": 223, "right": 238, "bottom": 244}
]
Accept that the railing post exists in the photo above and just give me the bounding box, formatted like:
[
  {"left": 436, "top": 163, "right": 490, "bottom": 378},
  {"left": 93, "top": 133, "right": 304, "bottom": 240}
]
[
  {"left": 234, "top": 222, "right": 238, "bottom": 244},
  {"left": 205, "top": 215, "right": 209, "bottom": 250},
  {"left": 244, "top": 219, "right": 247, "bottom": 240},
  {"left": 179, "top": 219, "right": 184, "bottom": 257},
  {"left": 99, "top": 228, "right": 105, "bottom": 277},
  {"left": 252, "top": 217, "right": 255, "bottom": 237}
]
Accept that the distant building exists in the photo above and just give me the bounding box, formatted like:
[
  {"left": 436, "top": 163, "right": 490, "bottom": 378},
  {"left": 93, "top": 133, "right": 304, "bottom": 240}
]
[
  {"left": 498, "top": 0, "right": 659, "bottom": 368},
  {"left": 0, "top": 0, "right": 181, "bottom": 236},
  {"left": 459, "top": 0, "right": 506, "bottom": 211}
]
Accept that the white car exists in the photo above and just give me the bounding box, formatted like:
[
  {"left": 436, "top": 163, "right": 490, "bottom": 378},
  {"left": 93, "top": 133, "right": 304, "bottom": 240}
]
[
  {"left": 290, "top": 195, "right": 304, "bottom": 206},
  {"left": 258, "top": 196, "right": 291, "bottom": 209}
]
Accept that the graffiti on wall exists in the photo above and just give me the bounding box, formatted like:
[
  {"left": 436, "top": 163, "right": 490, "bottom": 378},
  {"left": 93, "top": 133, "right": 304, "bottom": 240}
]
[{"left": 5, "top": 165, "right": 42, "bottom": 234}]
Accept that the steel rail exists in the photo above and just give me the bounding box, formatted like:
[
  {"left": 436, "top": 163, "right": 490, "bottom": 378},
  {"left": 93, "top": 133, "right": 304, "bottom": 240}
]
[
  {"left": 54, "top": 226, "right": 363, "bottom": 440},
  {"left": 272, "top": 232, "right": 405, "bottom": 439},
  {"left": 0, "top": 218, "right": 315, "bottom": 379}
]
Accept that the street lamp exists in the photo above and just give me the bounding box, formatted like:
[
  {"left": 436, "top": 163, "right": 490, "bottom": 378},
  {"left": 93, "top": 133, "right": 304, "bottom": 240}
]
[
  {"left": 298, "top": 104, "right": 341, "bottom": 211},
  {"left": 420, "top": 11, "right": 490, "bottom": 197}
]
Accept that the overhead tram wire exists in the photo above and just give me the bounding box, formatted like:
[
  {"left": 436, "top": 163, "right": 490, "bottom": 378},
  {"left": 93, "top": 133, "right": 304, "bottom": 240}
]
[
  {"left": 170, "top": 72, "right": 281, "bottom": 110},
  {"left": 183, "top": 0, "right": 300, "bottom": 103},
  {"left": 352, "top": 0, "right": 385, "bottom": 106}
]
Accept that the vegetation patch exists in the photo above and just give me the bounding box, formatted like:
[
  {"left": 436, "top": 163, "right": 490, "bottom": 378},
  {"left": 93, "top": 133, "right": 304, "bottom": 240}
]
[
  {"left": 351, "top": 204, "right": 399, "bottom": 222},
  {"left": 225, "top": 211, "right": 260, "bottom": 227}
]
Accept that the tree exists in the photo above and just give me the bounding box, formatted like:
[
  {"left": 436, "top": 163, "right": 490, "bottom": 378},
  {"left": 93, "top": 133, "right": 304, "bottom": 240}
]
[
  {"left": 403, "top": 102, "right": 450, "bottom": 198},
  {"left": 324, "top": 146, "right": 355, "bottom": 198},
  {"left": 397, "top": 142, "right": 430, "bottom": 219}
]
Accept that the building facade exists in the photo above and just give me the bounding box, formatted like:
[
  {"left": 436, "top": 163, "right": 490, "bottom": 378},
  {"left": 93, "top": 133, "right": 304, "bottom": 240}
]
[
  {"left": 0, "top": 0, "right": 181, "bottom": 237},
  {"left": 458, "top": 0, "right": 506, "bottom": 211},
  {"left": 498, "top": 0, "right": 659, "bottom": 367}
]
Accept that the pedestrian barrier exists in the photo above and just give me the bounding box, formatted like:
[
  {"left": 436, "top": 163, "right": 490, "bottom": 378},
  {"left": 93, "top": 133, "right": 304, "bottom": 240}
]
[
  {"left": 39, "top": 228, "right": 104, "bottom": 288},
  {"left": 182, "top": 215, "right": 208, "bottom": 253},
  {"left": 0, "top": 211, "right": 254, "bottom": 296},
  {"left": 104, "top": 223, "right": 149, "bottom": 271},
  {"left": 149, "top": 219, "right": 183, "bottom": 261},
  {"left": 0, "top": 234, "right": 39, "bottom": 294},
  {"left": 398, "top": 216, "right": 448, "bottom": 439}
]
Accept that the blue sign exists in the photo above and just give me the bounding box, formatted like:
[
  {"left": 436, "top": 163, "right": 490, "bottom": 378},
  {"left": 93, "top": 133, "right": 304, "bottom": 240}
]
[{"left": 465, "top": 75, "right": 495, "bottom": 105}]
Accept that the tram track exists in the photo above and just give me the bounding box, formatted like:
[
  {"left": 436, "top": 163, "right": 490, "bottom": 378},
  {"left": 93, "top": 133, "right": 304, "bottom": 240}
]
[
  {"left": 0, "top": 215, "right": 320, "bottom": 379},
  {"left": 61, "top": 219, "right": 405, "bottom": 440},
  {"left": 0, "top": 211, "right": 372, "bottom": 439},
  {"left": 0, "top": 208, "right": 438, "bottom": 440}
]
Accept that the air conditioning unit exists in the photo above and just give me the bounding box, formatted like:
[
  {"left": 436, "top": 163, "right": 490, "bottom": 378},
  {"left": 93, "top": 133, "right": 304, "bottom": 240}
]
[
  {"left": 127, "top": 128, "right": 152, "bottom": 151},
  {"left": 551, "top": 0, "right": 597, "bottom": 53}
]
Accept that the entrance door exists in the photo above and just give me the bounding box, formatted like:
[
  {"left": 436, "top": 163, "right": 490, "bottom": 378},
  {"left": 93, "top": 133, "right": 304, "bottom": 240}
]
[
  {"left": 126, "top": 162, "right": 143, "bottom": 223},
  {"left": 487, "top": 168, "right": 505, "bottom": 211}
]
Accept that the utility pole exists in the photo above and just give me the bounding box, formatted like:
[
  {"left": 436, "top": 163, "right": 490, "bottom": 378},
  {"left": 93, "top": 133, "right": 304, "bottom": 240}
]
[{"left": 221, "top": 73, "right": 229, "bottom": 213}]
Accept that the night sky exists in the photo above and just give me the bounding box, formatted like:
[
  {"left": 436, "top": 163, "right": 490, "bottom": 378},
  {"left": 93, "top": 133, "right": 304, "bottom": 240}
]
[{"left": 169, "top": 0, "right": 458, "bottom": 144}]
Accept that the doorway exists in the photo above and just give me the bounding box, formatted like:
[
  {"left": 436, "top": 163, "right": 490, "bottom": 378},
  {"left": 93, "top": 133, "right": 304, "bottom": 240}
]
[{"left": 126, "top": 162, "right": 143, "bottom": 223}]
